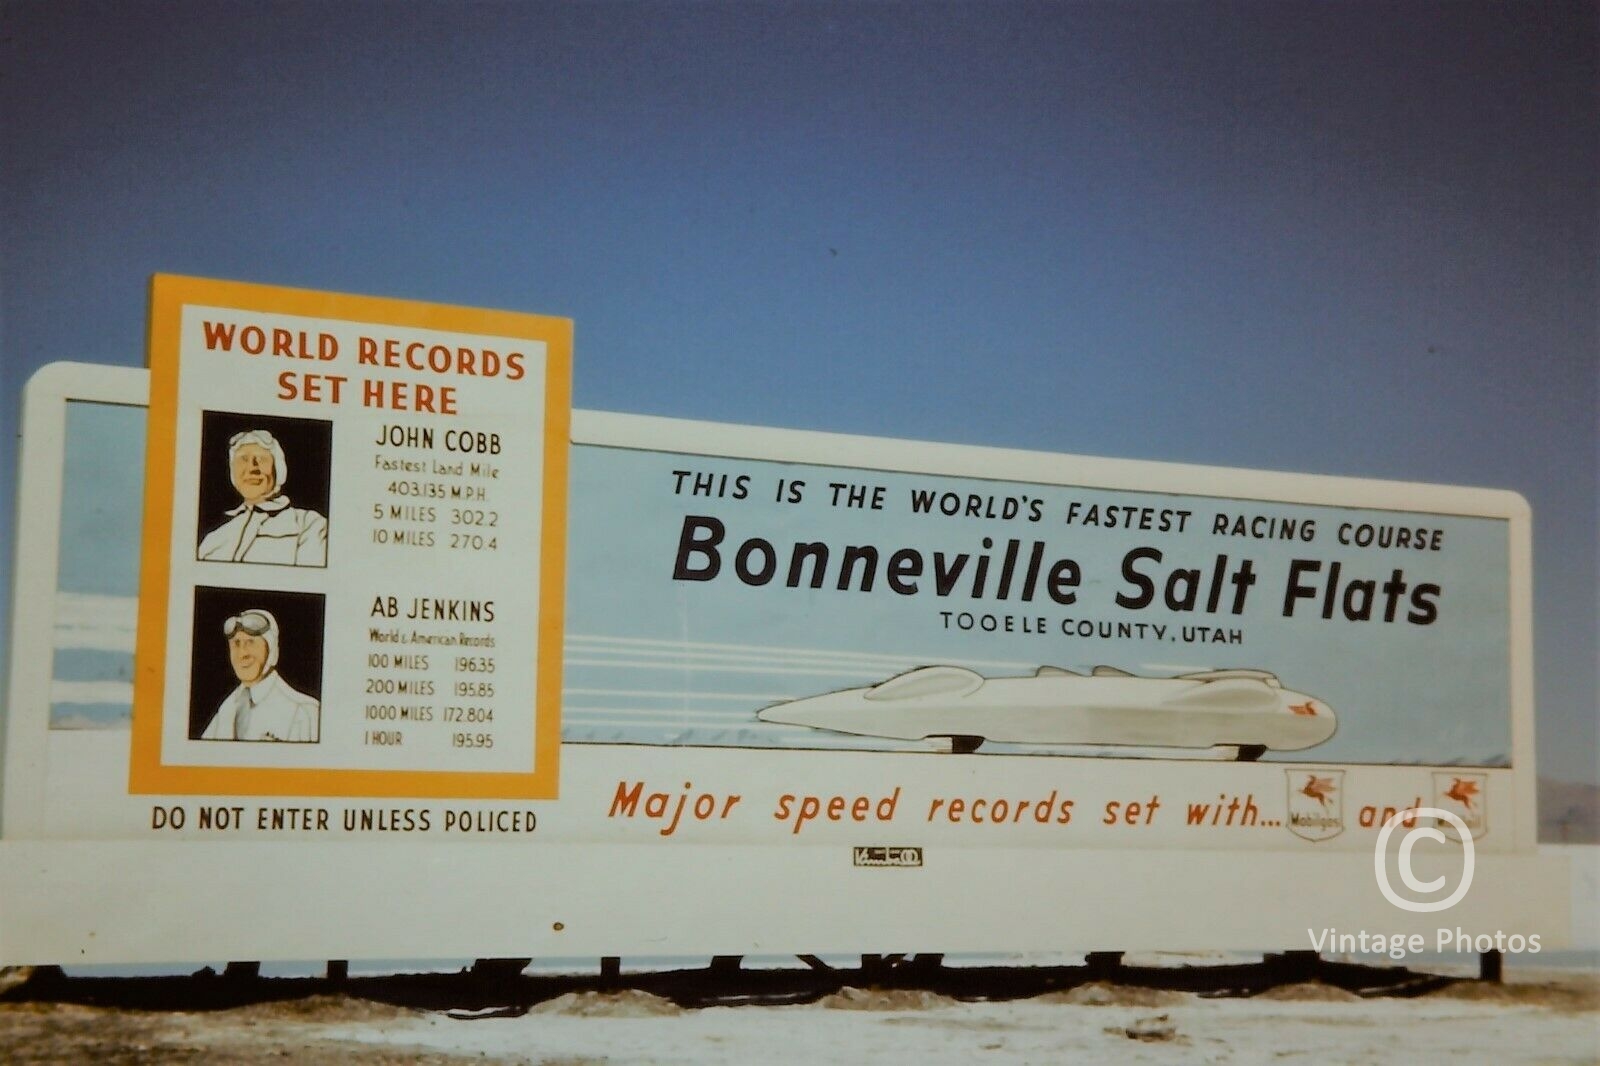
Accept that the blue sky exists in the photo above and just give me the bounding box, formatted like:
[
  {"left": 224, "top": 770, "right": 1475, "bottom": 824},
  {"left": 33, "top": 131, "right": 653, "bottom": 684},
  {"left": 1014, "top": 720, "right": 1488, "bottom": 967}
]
[{"left": 2, "top": 1, "right": 1595, "bottom": 782}]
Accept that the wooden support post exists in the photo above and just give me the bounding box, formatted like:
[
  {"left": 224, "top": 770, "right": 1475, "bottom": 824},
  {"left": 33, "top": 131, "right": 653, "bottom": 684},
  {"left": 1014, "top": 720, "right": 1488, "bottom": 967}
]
[
  {"left": 222, "top": 961, "right": 260, "bottom": 979},
  {"left": 1084, "top": 951, "right": 1124, "bottom": 977},
  {"left": 1480, "top": 949, "right": 1503, "bottom": 984},
  {"left": 469, "top": 958, "right": 529, "bottom": 980},
  {"left": 326, "top": 960, "right": 349, "bottom": 983},
  {"left": 28, "top": 965, "right": 64, "bottom": 986},
  {"left": 1265, "top": 950, "right": 1319, "bottom": 983},
  {"left": 600, "top": 956, "right": 621, "bottom": 987}
]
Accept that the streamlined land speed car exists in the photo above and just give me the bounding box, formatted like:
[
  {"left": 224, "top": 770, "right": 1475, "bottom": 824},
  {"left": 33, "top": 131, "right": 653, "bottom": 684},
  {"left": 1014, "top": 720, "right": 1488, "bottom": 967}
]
[{"left": 756, "top": 665, "right": 1335, "bottom": 759}]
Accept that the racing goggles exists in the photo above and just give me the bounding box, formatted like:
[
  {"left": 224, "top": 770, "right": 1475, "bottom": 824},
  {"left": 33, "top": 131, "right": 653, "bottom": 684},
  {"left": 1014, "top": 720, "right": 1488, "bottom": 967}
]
[{"left": 223, "top": 611, "right": 273, "bottom": 638}]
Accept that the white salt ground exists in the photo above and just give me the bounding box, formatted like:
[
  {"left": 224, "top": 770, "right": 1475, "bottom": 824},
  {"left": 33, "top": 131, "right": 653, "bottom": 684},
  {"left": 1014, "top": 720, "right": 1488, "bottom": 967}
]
[{"left": 324, "top": 978, "right": 1600, "bottom": 1065}]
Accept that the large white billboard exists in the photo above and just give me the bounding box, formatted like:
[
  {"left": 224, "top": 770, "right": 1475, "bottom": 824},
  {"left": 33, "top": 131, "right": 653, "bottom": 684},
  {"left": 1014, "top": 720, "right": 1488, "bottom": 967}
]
[{"left": 0, "top": 344, "right": 1568, "bottom": 965}]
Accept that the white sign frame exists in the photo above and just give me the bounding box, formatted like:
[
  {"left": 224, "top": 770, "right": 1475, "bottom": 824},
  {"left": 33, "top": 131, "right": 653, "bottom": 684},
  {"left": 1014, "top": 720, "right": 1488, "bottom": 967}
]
[{"left": 0, "top": 362, "right": 1564, "bottom": 965}]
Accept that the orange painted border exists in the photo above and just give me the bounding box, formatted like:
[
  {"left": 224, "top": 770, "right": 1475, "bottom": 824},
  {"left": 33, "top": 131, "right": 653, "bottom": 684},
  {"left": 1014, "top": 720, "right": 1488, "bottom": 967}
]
[{"left": 128, "top": 275, "right": 570, "bottom": 798}]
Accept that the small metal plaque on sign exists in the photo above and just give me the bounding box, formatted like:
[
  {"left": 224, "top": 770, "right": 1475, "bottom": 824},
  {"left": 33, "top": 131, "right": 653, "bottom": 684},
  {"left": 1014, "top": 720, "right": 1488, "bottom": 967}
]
[{"left": 853, "top": 845, "right": 923, "bottom": 868}]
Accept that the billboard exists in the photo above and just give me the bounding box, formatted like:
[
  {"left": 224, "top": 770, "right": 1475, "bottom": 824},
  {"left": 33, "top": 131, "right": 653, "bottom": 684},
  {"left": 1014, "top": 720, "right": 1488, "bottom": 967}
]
[{"left": 0, "top": 353, "right": 1568, "bottom": 965}]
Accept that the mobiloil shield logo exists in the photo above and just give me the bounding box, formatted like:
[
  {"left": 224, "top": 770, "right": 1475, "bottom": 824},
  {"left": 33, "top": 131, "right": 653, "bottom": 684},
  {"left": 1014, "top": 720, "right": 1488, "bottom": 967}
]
[
  {"left": 1433, "top": 772, "right": 1488, "bottom": 842},
  {"left": 1285, "top": 769, "right": 1344, "bottom": 841}
]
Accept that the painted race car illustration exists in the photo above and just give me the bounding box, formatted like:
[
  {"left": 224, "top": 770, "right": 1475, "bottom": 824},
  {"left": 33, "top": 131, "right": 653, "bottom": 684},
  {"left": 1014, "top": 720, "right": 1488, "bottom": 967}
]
[{"left": 756, "top": 665, "right": 1336, "bottom": 758}]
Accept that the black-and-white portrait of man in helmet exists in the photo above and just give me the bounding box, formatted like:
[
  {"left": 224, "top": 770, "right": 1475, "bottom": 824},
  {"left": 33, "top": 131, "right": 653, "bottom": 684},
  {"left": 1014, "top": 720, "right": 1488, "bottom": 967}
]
[
  {"left": 201, "top": 608, "right": 320, "bottom": 742},
  {"left": 197, "top": 426, "right": 328, "bottom": 566}
]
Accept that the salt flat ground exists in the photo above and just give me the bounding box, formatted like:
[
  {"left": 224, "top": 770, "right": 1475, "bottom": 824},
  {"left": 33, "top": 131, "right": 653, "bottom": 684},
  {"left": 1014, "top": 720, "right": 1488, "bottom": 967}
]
[{"left": 2, "top": 973, "right": 1596, "bottom": 1065}]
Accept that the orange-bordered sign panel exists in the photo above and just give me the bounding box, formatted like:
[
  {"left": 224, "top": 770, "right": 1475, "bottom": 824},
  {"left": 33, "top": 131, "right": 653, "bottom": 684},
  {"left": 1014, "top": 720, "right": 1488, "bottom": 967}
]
[{"left": 130, "top": 275, "right": 570, "bottom": 798}]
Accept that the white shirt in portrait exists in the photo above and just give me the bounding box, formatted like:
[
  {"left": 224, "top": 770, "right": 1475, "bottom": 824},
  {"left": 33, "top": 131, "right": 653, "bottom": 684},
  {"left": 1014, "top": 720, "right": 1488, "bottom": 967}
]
[
  {"left": 198, "top": 494, "right": 328, "bottom": 566},
  {"left": 202, "top": 670, "right": 320, "bottom": 742}
]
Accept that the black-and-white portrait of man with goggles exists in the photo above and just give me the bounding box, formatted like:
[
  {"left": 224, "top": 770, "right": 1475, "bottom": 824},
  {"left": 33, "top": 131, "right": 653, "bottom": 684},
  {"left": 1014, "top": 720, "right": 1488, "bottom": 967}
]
[
  {"left": 201, "top": 608, "right": 320, "bottom": 742},
  {"left": 197, "top": 428, "right": 328, "bottom": 566}
]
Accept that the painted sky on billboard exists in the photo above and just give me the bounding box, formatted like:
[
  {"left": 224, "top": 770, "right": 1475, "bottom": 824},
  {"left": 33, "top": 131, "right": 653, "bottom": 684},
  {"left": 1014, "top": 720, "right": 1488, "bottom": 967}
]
[
  {"left": 2, "top": 2, "right": 1594, "bottom": 782},
  {"left": 564, "top": 446, "right": 1513, "bottom": 766},
  {"left": 52, "top": 400, "right": 1512, "bottom": 769}
]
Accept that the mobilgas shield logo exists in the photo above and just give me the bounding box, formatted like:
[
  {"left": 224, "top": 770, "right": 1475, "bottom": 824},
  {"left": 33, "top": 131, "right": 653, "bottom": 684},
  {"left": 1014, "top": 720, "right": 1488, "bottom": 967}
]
[{"left": 1285, "top": 770, "right": 1344, "bottom": 841}]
